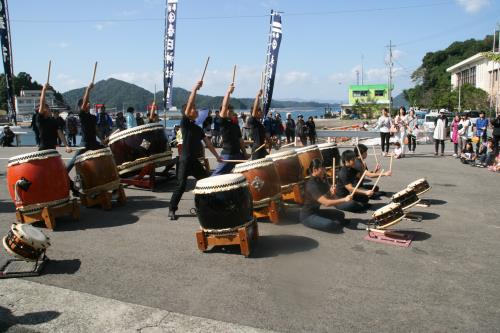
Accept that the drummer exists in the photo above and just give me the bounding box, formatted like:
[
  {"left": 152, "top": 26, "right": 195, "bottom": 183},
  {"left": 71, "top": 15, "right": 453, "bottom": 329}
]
[
  {"left": 169, "top": 80, "right": 222, "bottom": 220},
  {"left": 36, "top": 83, "right": 72, "bottom": 153},
  {"left": 354, "top": 144, "right": 391, "bottom": 195},
  {"left": 247, "top": 89, "right": 268, "bottom": 160},
  {"left": 300, "top": 158, "right": 352, "bottom": 231},
  {"left": 212, "top": 83, "right": 249, "bottom": 175},
  {"left": 335, "top": 150, "right": 374, "bottom": 212}
]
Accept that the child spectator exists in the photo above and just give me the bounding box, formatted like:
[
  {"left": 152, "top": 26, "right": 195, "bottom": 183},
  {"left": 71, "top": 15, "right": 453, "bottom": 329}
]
[
  {"left": 393, "top": 142, "right": 402, "bottom": 159},
  {"left": 460, "top": 142, "right": 476, "bottom": 164}
]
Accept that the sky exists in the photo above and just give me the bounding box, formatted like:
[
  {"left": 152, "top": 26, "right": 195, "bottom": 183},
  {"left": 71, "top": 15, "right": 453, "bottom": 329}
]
[{"left": 6, "top": 0, "right": 500, "bottom": 102}]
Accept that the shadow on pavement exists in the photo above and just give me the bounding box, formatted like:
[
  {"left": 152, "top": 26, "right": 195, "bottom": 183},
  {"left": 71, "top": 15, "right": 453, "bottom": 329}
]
[
  {"left": 423, "top": 198, "right": 447, "bottom": 205},
  {"left": 44, "top": 258, "right": 81, "bottom": 275},
  {"left": 0, "top": 306, "right": 60, "bottom": 331},
  {"left": 0, "top": 200, "right": 15, "bottom": 214},
  {"left": 409, "top": 211, "right": 440, "bottom": 220},
  {"left": 407, "top": 230, "right": 432, "bottom": 242}
]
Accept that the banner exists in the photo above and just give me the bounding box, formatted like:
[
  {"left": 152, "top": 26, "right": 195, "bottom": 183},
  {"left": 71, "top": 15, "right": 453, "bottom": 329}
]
[
  {"left": 262, "top": 10, "right": 282, "bottom": 117},
  {"left": 0, "top": 0, "right": 15, "bottom": 123},
  {"left": 163, "top": 0, "right": 178, "bottom": 111}
]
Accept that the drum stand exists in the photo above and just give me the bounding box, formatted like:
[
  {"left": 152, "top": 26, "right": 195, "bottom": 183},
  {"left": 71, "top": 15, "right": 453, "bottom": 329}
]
[
  {"left": 281, "top": 183, "right": 304, "bottom": 205},
  {"left": 364, "top": 228, "right": 414, "bottom": 248},
  {"left": 80, "top": 185, "right": 127, "bottom": 210},
  {"left": 195, "top": 220, "right": 259, "bottom": 257},
  {"left": 253, "top": 200, "right": 280, "bottom": 224},
  {"left": 120, "top": 159, "right": 177, "bottom": 190},
  {"left": 15, "top": 199, "right": 80, "bottom": 230},
  {"left": 0, "top": 253, "right": 48, "bottom": 279}
]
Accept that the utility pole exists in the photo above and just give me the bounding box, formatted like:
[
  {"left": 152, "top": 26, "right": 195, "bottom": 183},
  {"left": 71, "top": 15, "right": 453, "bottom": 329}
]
[
  {"left": 458, "top": 74, "right": 461, "bottom": 113},
  {"left": 387, "top": 40, "right": 394, "bottom": 113},
  {"left": 356, "top": 70, "right": 360, "bottom": 85},
  {"left": 361, "top": 54, "right": 364, "bottom": 85}
]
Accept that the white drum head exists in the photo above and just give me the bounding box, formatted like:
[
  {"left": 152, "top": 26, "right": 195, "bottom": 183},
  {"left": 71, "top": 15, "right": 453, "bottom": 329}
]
[
  {"left": 295, "top": 145, "right": 318, "bottom": 153},
  {"left": 108, "top": 123, "right": 165, "bottom": 145},
  {"left": 407, "top": 178, "right": 427, "bottom": 188},
  {"left": 75, "top": 147, "right": 113, "bottom": 164},
  {"left": 269, "top": 150, "right": 297, "bottom": 161},
  {"left": 392, "top": 188, "right": 413, "bottom": 200},
  {"left": 318, "top": 142, "right": 337, "bottom": 150},
  {"left": 193, "top": 173, "right": 248, "bottom": 194},
  {"left": 8, "top": 149, "right": 60, "bottom": 167},
  {"left": 372, "top": 202, "right": 401, "bottom": 217},
  {"left": 233, "top": 158, "right": 273, "bottom": 173},
  {"left": 11, "top": 223, "right": 50, "bottom": 249}
]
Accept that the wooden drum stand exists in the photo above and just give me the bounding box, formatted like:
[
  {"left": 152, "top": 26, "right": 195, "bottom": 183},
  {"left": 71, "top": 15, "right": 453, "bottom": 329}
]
[{"left": 16, "top": 199, "right": 80, "bottom": 230}]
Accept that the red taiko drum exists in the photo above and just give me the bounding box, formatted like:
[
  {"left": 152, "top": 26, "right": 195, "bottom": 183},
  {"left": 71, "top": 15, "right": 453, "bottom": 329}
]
[
  {"left": 7, "top": 150, "right": 70, "bottom": 214},
  {"left": 295, "top": 145, "right": 323, "bottom": 179}
]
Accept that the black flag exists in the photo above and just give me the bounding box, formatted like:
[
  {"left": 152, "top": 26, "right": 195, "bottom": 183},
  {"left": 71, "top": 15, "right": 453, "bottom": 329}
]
[
  {"left": 263, "top": 10, "right": 282, "bottom": 117},
  {"left": 0, "top": 0, "right": 15, "bottom": 124},
  {"left": 163, "top": 0, "right": 178, "bottom": 111}
]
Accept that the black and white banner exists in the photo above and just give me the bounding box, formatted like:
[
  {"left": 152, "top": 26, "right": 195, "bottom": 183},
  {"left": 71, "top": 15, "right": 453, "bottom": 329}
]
[
  {"left": 163, "top": 0, "right": 178, "bottom": 110},
  {"left": 263, "top": 10, "right": 282, "bottom": 116},
  {"left": 0, "top": 0, "right": 15, "bottom": 123}
]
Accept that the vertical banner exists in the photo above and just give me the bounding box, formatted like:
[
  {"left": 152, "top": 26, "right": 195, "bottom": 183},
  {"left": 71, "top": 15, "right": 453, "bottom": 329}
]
[
  {"left": 0, "top": 0, "right": 15, "bottom": 124},
  {"left": 163, "top": 0, "right": 178, "bottom": 111},
  {"left": 263, "top": 10, "right": 282, "bottom": 117}
]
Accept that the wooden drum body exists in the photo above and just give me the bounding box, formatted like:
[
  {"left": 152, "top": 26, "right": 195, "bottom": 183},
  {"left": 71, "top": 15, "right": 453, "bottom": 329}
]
[
  {"left": 371, "top": 203, "right": 405, "bottom": 229},
  {"left": 75, "top": 148, "right": 120, "bottom": 195},
  {"left": 392, "top": 188, "right": 420, "bottom": 210},
  {"left": 193, "top": 174, "right": 253, "bottom": 230},
  {"left": 2, "top": 223, "right": 50, "bottom": 261},
  {"left": 318, "top": 142, "right": 340, "bottom": 169},
  {"left": 268, "top": 150, "right": 304, "bottom": 191},
  {"left": 7, "top": 150, "right": 70, "bottom": 214},
  {"left": 407, "top": 178, "right": 431, "bottom": 196},
  {"left": 108, "top": 123, "right": 172, "bottom": 176},
  {"left": 233, "top": 158, "right": 282, "bottom": 209},
  {"left": 295, "top": 145, "right": 323, "bottom": 179}
]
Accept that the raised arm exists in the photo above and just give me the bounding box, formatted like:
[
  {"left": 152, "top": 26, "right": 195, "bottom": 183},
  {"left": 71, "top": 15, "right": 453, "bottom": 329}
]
[
  {"left": 81, "top": 82, "right": 94, "bottom": 112},
  {"left": 185, "top": 80, "right": 203, "bottom": 118},
  {"left": 220, "top": 83, "right": 235, "bottom": 119},
  {"left": 251, "top": 89, "right": 263, "bottom": 118},
  {"left": 38, "top": 83, "right": 49, "bottom": 117}
]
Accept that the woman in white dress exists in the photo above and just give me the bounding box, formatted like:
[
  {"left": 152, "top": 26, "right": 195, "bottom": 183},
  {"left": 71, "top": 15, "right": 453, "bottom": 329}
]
[
  {"left": 394, "top": 107, "right": 408, "bottom": 157},
  {"left": 458, "top": 113, "right": 472, "bottom": 153},
  {"left": 433, "top": 110, "right": 448, "bottom": 156}
]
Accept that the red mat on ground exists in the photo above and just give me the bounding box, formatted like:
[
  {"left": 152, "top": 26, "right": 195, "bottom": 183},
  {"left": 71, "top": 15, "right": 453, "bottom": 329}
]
[{"left": 364, "top": 230, "right": 414, "bottom": 248}]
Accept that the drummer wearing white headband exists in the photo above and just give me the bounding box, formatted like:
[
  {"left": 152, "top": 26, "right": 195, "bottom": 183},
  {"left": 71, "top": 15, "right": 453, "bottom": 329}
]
[{"left": 169, "top": 80, "right": 222, "bottom": 221}]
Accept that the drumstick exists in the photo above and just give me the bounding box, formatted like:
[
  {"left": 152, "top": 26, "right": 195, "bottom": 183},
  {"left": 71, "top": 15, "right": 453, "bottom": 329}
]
[
  {"left": 91, "top": 61, "right": 98, "bottom": 84},
  {"left": 280, "top": 142, "right": 295, "bottom": 148},
  {"left": 356, "top": 144, "right": 366, "bottom": 167},
  {"left": 332, "top": 158, "right": 336, "bottom": 187},
  {"left": 372, "top": 145, "right": 379, "bottom": 166},
  {"left": 352, "top": 170, "right": 367, "bottom": 195},
  {"left": 222, "top": 159, "right": 247, "bottom": 163},
  {"left": 200, "top": 56, "right": 210, "bottom": 81},
  {"left": 46, "top": 60, "right": 52, "bottom": 84},
  {"left": 389, "top": 154, "right": 393, "bottom": 172},
  {"left": 254, "top": 143, "right": 267, "bottom": 153},
  {"left": 371, "top": 169, "right": 384, "bottom": 191},
  {"left": 232, "top": 65, "right": 237, "bottom": 84}
]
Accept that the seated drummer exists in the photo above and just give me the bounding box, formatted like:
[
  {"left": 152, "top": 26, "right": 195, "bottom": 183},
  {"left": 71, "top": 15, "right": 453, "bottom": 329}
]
[
  {"left": 354, "top": 144, "right": 391, "bottom": 195},
  {"left": 335, "top": 150, "right": 373, "bottom": 213},
  {"left": 212, "top": 83, "right": 249, "bottom": 175},
  {"left": 169, "top": 80, "right": 222, "bottom": 221},
  {"left": 36, "top": 83, "right": 71, "bottom": 153},
  {"left": 248, "top": 89, "right": 268, "bottom": 160},
  {"left": 300, "top": 158, "right": 352, "bottom": 231}
]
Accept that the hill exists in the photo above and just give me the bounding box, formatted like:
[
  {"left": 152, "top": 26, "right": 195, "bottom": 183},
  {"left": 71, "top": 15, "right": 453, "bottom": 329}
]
[{"left": 62, "top": 78, "right": 331, "bottom": 112}]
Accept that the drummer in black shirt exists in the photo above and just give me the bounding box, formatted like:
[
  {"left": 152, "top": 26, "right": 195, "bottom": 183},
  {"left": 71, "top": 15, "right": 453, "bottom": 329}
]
[
  {"left": 169, "top": 80, "right": 222, "bottom": 220},
  {"left": 247, "top": 89, "right": 268, "bottom": 160},
  {"left": 212, "top": 83, "right": 249, "bottom": 175},
  {"left": 36, "top": 84, "right": 72, "bottom": 153},
  {"left": 354, "top": 144, "right": 391, "bottom": 194},
  {"left": 300, "top": 158, "right": 352, "bottom": 231},
  {"left": 335, "top": 150, "right": 373, "bottom": 213}
]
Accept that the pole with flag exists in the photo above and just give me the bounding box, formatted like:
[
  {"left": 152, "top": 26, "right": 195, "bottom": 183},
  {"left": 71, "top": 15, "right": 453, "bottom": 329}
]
[
  {"left": 262, "top": 10, "right": 283, "bottom": 117},
  {"left": 0, "top": 0, "right": 16, "bottom": 125},
  {"left": 163, "top": 0, "right": 178, "bottom": 126}
]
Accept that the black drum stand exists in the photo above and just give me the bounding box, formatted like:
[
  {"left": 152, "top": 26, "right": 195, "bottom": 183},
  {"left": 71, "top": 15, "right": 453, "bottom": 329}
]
[{"left": 0, "top": 253, "right": 48, "bottom": 279}]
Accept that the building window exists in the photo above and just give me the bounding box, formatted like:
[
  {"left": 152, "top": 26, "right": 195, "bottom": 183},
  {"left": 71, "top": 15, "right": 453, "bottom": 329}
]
[
  {"left": 353, "top": 90, "right": 368, "bottom": 97},
  {"left": 459, "top": 66, "right": 476, "bottom": 86},
  {"left": 374, "top": 90, "right": 385, "bottom": 97}
]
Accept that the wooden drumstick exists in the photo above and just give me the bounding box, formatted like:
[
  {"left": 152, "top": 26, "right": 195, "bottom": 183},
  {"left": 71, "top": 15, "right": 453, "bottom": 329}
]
[
  {"left": 352, "top": 170, "right": 367, "bottom": 195},
  {"left": 232, "top": 65, "right": 237, "bottom": 84},
  {"left": 356, "top": 144, "right": 366, "bottom": 167},
  {"left": 46, "top": 60, "right": 52, "bottom": 84},
  {"left": 200, "top": 56, "right": 210, "bottom": 81},
  {"left": 332, "top": 158, "right": 336, "bottom": 187},
  {"left": 91, "top": 61, "right": 98, "bottom": 84},
  {"left": 280, "top": 142, "right": 295, "bottom": 148},
  {"left": 389, "top": 154, "right": 393, "bottom": 172},
  {"left": 371, "top": 169, "right": 384, "bottom": 191},
  {"left": 254, "top": 143, "right": 267, "bottom": 153},
  {"left": 222, "top": 159, "right": 247, "bottom": 163},
  {"left": 260, "top": 71, "right": 265, "bottom": 90}
]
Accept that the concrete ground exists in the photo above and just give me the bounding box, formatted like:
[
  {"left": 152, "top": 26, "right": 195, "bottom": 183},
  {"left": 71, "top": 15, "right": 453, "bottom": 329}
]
[{"left": 0, "top": 144, "right": 499, "bottom": 332}]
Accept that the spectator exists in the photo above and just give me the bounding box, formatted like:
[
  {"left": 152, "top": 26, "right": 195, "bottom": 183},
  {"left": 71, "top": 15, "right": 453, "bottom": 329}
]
[
  {"left": 306, "top": 116, "right": 316, "bottom": 145},
  {"left": 394, "top": 106, "right": 408, "bottom": 157},
  {"left": 375, "top": 108, "right": 392, "bottom": 156},
  {"left": 115, "top": 112, "right": 127, "bottom": 130},
  {"left": 406, "top": 108, "right": 418, "bottom": 154},
  {"left": 96, "top": 105, "right": 113, "bottom": 140},
  {"left": 458, "top": 113, "right": 472, "bottom": 152},
  {"left": 203, "top": 110, "right": 213, "bottom": 135},
  {"left": 52, "top": 110, "right": 66, "bottom": 146},
  {"left": 66, "top": 111, "right": 78, "bottom": 147},
  {"left": 460, "top": 141, "right": 476, "bottom": 164},
  {"left": 126, "top": 107, "right": 137, "bottom": 129},
  {"left": 474, "top": 111, "right": 489, "bottom": 154},
  {"left": 450, "top": 114, "right": 460, "bottom": 157},
  {"left": 285, "top": 112, "right": 296, "bottom": 144},
  {"left": 275, "top": 113, "right": 284, "bottom": 144},
  {"left": 30, "top": 110, "right": 40, "bottom": 146},
  {"left": 136, "top": 112, "right": 145, "bottom": 126},
  {"left": 1, "top": 125, "right": 15, "bottom": 147},
  {"left": 296, "top": 114, "right": 307, "bottom": 146},
  {"left": 433, "top": 110, "right": 448, "bottom": 156},
  {"left": 393, "top": 142, "right": 402, "bottom": 159},
  {"left": 263, "top": 111, "right": 274, "bottom": 139},
  {"left": 212, "top": 110, "right": 222, "bottom": 147},
  {"left": 491, "top": 113, "right": 500, "bottom": 157}
]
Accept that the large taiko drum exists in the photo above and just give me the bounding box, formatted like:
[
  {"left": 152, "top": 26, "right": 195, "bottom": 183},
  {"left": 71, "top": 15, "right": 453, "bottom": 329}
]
[
  {"left": 7, "top": 150, "right": 70, "bottom": 214},
  {"left": 295, "top": 145, "right": 323, "bottom": 179},
  {"left": 407, "top": 178, "right": 431, "bottom": 196},
  {"left": 268, "top": 150, "right": 304, "bottom": 192},
  {"left": 193, "top": 174, "right": 253, "bottom": 230},
  {"left": 2, "top": 223, "right": 50, "bottom": 261},
  {"left": 108, "top": 123, "right": 172, "bottom": 176},
  {"left": 318, "top": 142, "right": 340, "bottom": 169},
  {"left": 371, "top": 203, "right": 405, "bottom": 229},
  {"left": 233, "top": 158, "right": 282, "bottom": 209},
  {"left": 74, "top": 147, "right": 120, "bottom": 195}
]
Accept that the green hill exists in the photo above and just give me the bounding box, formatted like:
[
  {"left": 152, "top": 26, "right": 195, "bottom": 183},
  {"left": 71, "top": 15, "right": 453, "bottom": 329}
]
[{"left": 62, "top": 78, "right": 330, "bottom": 112}]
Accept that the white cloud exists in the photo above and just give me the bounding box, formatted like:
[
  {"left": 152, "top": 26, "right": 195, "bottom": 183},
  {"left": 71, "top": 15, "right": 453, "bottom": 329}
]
[
  {"left": 58, "top": 42, "right": 69, "bottom": 49},
  {"left": 55, "top": 73, "right": 84, "bottom": 91},
  {"left": 281, "top": 71, "right": 311, "bottom": 85},
  {"left": 94, "top": 24, "right": 104, "bottom": 31},
  {"left": 456, "top": 0, "right": 490, "bottom": 13},
  {"left": 93, "top": 22, "right": 114, "bottom": 31}
]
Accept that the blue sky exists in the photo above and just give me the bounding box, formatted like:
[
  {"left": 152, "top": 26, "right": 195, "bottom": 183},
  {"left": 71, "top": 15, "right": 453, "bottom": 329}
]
[{"left": 7, "top": 0, "right": 500, "bottom": 101}]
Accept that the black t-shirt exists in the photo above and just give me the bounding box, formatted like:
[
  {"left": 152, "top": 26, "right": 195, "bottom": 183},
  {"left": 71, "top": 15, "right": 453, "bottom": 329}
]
[
  {"left": 79, "top": 111, "right": 100, "bottom": 149},
  {"left": 248, "top": 116, "right": 266, "bottom": 149},
  {"left": 301, "top": 176, "right": 330, "bottom": 219},
  {"left": 335, "top": 166, "right": 358, "bottom": 198},
  {"left": 493, "top": 117, "right": 500, "bottom": 136},
  {"left": 37, "top": 115, "right": 60, "bottom": 150},
  {"left": 220, "top": 117, "right": 242, "bottom": 155},
  {"left": 180, "top": 115, "right": 205, "bottom": 161}
]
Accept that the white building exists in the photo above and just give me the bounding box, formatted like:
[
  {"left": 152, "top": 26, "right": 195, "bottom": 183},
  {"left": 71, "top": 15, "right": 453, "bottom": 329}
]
[{"left": 15, "top": 89, "right": 65, "bottom": 120}]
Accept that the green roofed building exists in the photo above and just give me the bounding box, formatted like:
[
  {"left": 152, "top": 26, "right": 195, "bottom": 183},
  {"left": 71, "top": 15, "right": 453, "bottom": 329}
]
[{"left": 341, "top": 83, "right": 393, "bottom": 118}]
